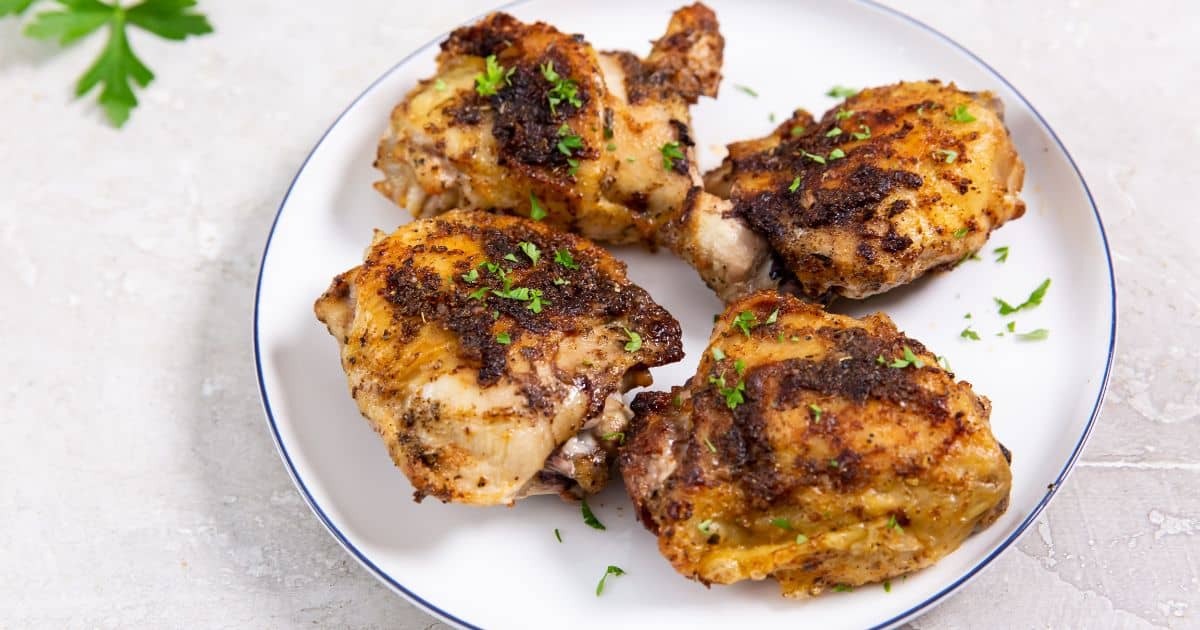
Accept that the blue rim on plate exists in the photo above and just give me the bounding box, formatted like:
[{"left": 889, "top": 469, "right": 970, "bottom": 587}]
[{"left": 253, "top": 1, "right": 1117, "bottom": 627}]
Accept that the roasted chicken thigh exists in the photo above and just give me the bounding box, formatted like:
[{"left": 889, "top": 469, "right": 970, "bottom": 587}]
[
  {"left": 374, "top": 4, "right": 774, "bottom": 301},
  {"left": 706, "top": 80, "right": 1025, "bottom": 301},
  {"left": 620, "top": 291, "right": 1012, "bottom": 596},
  {"left": 315, "top": 210, "right": 683, "bottom": 505}
]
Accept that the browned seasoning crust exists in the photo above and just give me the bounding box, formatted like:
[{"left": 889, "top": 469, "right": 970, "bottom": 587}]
[
  {"left": 620, "top": 292, "right": 1012, "bottom": 597},
  {"left": 315, "top": 210, "right": 683, "bottom": 505},
  {"left": 704, "top": 80, "right": 1026, "bottom": 301}
]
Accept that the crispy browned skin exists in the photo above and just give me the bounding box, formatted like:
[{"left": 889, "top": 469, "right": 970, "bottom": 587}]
[
  {"left": 620, "top": 292, "right": 1012, "bottom": 597},
  {"left": 315, "top": 210, "right": 683, "bottom": 505},
  {"left": 705, "top": 81, "right": 1026, "bottom": 301},
  {"left": 374, "top": 4, "right": 776, "bottom": 301}
]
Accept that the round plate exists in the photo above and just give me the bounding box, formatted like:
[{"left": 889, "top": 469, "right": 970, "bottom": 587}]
[{"left": 254, "top": 1, "right": 1115, "bottom": 627}]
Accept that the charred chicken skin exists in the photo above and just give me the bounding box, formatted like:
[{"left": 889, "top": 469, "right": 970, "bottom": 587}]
[
  {"left": 315, "top": 210, "right": 683, "bottom": 505},
  {"left": 705, "top": 80, "right": 1025, "bottom": 301},
  {"left": 374, "top": 4, "right": 775, "bottom": 301},
  {"left": 620, "top": 291, "right": 1012, "bottom": 597}
]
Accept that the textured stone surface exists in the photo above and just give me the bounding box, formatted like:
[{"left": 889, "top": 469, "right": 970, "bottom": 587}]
[{"left": 0, "top": 0, "right": 1194, "bottom": 628}]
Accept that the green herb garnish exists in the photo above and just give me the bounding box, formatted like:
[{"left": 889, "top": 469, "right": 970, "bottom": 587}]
[
  {"left": 886, "top": 345, "right": 926, "bottom": 368},
  {"left": 698, "top": 519, "right": 715, "bottom": 534},
  {"left": 995, "top": 278, "right": 1051, "bottom": 315},
  {"left": 554, "top": 249, "right": 580, "bottom": 270},
  {"left": 595, "top": 565, "right": 625, "bottom": 596},
  {"left": 530, "top": 193, "right": 547, "bottom": 221},
  {"left": 826, "top": 85, "right": 859, "bottom": 98},
  {"left": 800, "top": 149, "right": 826, "bottom": 164},
  {"left": 703, "top": 436, "right": 717, "bottom": 453},
  {"left": 994, "top": 246, "right": 1009, "bottom": 263},
  {"left": 495, "top": 331, "right": 511, "bottom": 345},
  {"left": 732, "top": 310, "right": 757, "bottom": 337},
  {"left": 476, "top": 54, "right": 513, "bottom": 96},
  {"left": 825, "top": 127, "right": 843, "bottom": 137},
  {"left": 518, "top": 241, "right": 541, "bottom": 264},
  {"left": 622, "top": 327, "right": 642, "bottom": 352},
  {"left": 950, "top": 104, "right": 976, "bottom": 122},
  {"left": 961, "top": 327, "right": 980, "bottom": 340},
  {"left": 602, "top": 431, "right": 625, "bottom": 444},
  {"left": 790, "top": 125, "right": 806, "bottom": 136},
  {"left": 953, "top": 227, "right": 969, "bottom": 239},
  {"left": 461, "top": 269, "right": 479, "bottom": 283},
  {"left": 887, "top": 514, "right": 904, "bottom": 533},
  {"left": 581, "top": 498, "right": 605, "bottom": 530},
  {"left": 660, "top": 141, "right": 685, "bottom": 170},
  {"left": 1017, "top": 328, "right": 1050, "bottom": 340},
  {"left": 835, "top": 108, "right": 855, "bottom": 120},
  {"left": 936, "top": 148, "right": 958, "bottom": 163},
  {"left": 851, "top": 124, "right": 871, "bottom": 140},
  {"left": 808, "top": 403, "right": 822, "bottom": 422},
  {"left": 770, "top": 517, "right": 792, "bottom": 530},
  {"left": 795, "top": 533, "right": 809, "bottom": 544},
  {"left": 828, "top": 148, "right": 846, "bottom": 160},
  {"left": 711, "top": 347, "right": 726, "bottom": 361},
  {"left": 734, "top": 84, "right": 758, "bottom": 97},
  {"left": 554, "top": 528, "right": 562, "bottom": 542},
  {"left": 540, "top": 61, "right": 582, "bottom": 115},
  {"left": 788, "top": 176, "right": 801, "bottom": 193}
]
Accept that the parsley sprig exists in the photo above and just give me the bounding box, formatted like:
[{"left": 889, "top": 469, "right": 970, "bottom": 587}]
[
  {"left": 660, "top": 141, "right": 685, "bottom": 170},
  {"left": 475, "top": 54, "right": 513, "bottom": 96},
  {"left": 595, "top": 565, "right": 625, "bottom": 596},
  {"left": 995, "top": 278, "right": 1051, "bottom": 315},
  {"left": 6, "top": 0, "right": 213, "bottom": 127},
  {"left": 540, "top": 61, "right": 582, "bottom": 115},
  {"left": 556, "top": 124, "right": 584, "bottom": 175}
]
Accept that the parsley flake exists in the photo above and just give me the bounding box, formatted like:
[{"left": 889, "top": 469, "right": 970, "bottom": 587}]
[
  {"left": 765, "top": 308, "right": 779, "bottom": 325},
  {"left": 553, "top": 249, "right": 580, "bottom": 270},
  {"left": 887, "top": 514, "right": 904, "bottom": 533},
  {"left": 703, "top": 436, "right": 717, "bottom": 453},
  {"left": 832, "top": 584, "right": 853, "bottom": 592},
  {"left": 826, "top": 85, "right": 859, "bottom": 98},
  {"left": 886, "top": 346, "right": 926, "bottom": 368},
  {"left": 953, "top": 227, "right": 969, "bottom": 239},
  {"left": 961, "top": 327, "right": 980, "bottom": 340},
  {"left": 621, "top": 327, "right": 642, "bottom": 352},
  {"left": 461, "top": 269, "right": 479, "bottom": 283},
  {"left": 995, "top": 278, "right": 1051, "bottom": 315},
  {"left": 788, "top": 176, "right": 801, "bottom": 193},
  {"left": 581, "top": 498, "right": 605, "bottom": 530},
  {"left": 554, "top": 528, "right": 562, "bottom": 543},
  {"left": 936, "top": 148, "right": 958, "bottom": 163},
  {"left": 595, "top": 565, "right": 625, "bottom": 596},
  {"left": 556, "top": 124, "right": 584, "bottom": 157},
  {"left": 732, "top": 310, "right": 757, "bottom": 337},
  {"left": 770, "top": 517, "right": 792, "bottom": 530},
  {"left": 1017, "top": 328, "right": 1050, "bottom": 340},
  {"left": 835, "top": 108, "right": 855, "bottom": 120},
  {"left": 808, "top": 403, "right": 823, "bottom": 422},
  {"left": 475, "top": 54, "right": 513, "bottom": 96},
  {"left": 828, "top": 148, "right": 846, "bottom": 160},
  {"left": 994, "top": 246, "right": 1009, "bottom": 263},
  {"left": 468, "top": 287, "right": 490, "bottom": 301},
  {"left": 553, "top": 277, "right": 568, "bottom": 286},
  {"left": 698, "top": 519, "right": 715, "bottom": 534},
  {"left": 884, "top": 580, "right": 892, "bottom": 592},
  {"left": 851, "top": 124, "right": 871, "bottom": 140},
  {"left": 606, "top": 142, "right": 616, "bottom": 151},
  {"left": 495, "top": 331, "right": 511, "bottom": 345},
  {"left": 660, "top": 141, "right": 685, "bottom": 170},
  {"left": 503, "top": 253, "right": 519, "bottom": 263},
  {"left": 540, "top": 61, "right": 582, "bottom": 115},
  {"left": 795, "top": 533, "right": 809, "bottom": 544},
  {"left": 950, "top": 104, "right": 977, "bottom": 122},
  {"left": 526, "top": 289, "right": 548, "bottom": 313},
  {"left": 791, "top": 125, "right": 806, "bottom": 136},
  {"left": 800, "top": 149, "right": 826, "bottom": 164},
  {"left": 529, "top": 193, "right": 547, "bottom": 221},
  {"left": 433, "top": 78, "right": 446, "bottom": 91},
  {"left": 601, "top": 431, "right": 626, "bottom": 444},
  {"left": 518, "top": 241, "right": 542, "bottom": 264},
  {"left": 734, "top": 84, "right": 758, "bottom": 97},
  {"left": 825, "top": 127, "right": 843, "bottom": 137},
  {"left": 711, "top": 347, "right": 726, "bottom": 361},
  {"left": 1007, "top": 321, "right": 1017, "bottom": 333},
  {"left": 672, "top": 393, "right": 683, "bottom": 408}
]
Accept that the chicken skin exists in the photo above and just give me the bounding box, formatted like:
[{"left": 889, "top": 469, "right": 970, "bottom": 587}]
[
  {"left": 620, "top": 291, "right": 1012, "bottom": 597},
  {"left": 374, "top": 4, "right": 775, "bottom": 301},
  {"left": 315, "top": 210, "right": 683, "bottom": 505},
  {"left": 705, "top": 80, "right": 1025, "bottom": 301}
]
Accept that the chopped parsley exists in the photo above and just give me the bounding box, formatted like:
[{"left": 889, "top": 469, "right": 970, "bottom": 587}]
[
  {"left": 835, "top": 108, "right": 855, "bottom": 120},
  {"left": 518, "top": 241, "right": 541, "bottom": 265},
  {"left": 622, "top": 327, "right": 642, "bottom": 352},
  {"left": 960, "top": 327, "right": 980, "bottom": 340},
  {"left": 495, "top": 331, "right": 511, "bottom": 345},
  {"left": 595, "top": 565, "right": 625, "bottom": 596},
  {"left": 994, "top": 246, "right": 1009, "bottom": 263},
  {"left": 938, "top": 355, "right": 952, "bottom": 371},
  {"left": 475, "top": 54, "right": 513, "bottom": 96},
  {"left": 461, "top": 269, "right": 479, "bottom": 283},
  {"left": 709, "top": 371, "right": 746, "bottom": 410},
  {"left": 703, "top": 436, "right": 717, "bottom": 453},
  {"left": 828, "top": 148, "right": 846, "bottom": 160},
  {"left": 554, "top": 249, "right": 580, "bottom": 270},
  {"left": 829, "top": 459, "right": 840, "bottom": 468},
  {"left": 581, "top": 498, "right": 605, "bottom": 530},
  {"left": 529, "top": 193, "right": 547, "bottom": 221},
  {"left": 851, "top": 124, "right": 871, "bottom": 140},
  {"left": 553, "top": 277, "right": 568, "bottom": 286},
  {"left": 698, "top": 519, "right": 715, "bottom": 534},
  {"left": 734, "top": 359, "right": 746, "bottom": 375},
  {"left": 826, "top": 85, "right": 859, "bottom": 98},
  {"left": 832, "top": 584, "right": 854, "bottom": 592},
  {"left": 883, "top": 580, "right": 892, "bottom": 592},
  {"left": 950, "top": 104, "right": 977, "bottom": 122},
  {"left": 800, "top": 149, "right": 826, "bottom": 164},
  {"left": 936, "top": 148, "right": 958, "bottom": 163},
  {"left": 504, "top": 253, "right": 519, "bottom": 263},
  {"left": 953, "top": 227, "right": 969, "bottom": 239},
  {"left": 887, "top": 514, "right": 904, "bottom": 533},
  {"left": 602, "top": 431, "right": 626, "bottom": 444},
  {"left": 606, "top": 142, "right": 617, "bottom": 151},
  {"left": 964, "top": 312, "right": 972, "bottom": 319},
  {"left": 526, "top": 289, "right": 548, "bottom": 313},
  {"left": 770, "top": 517, "right": 792, "bottom": 530},
  {"left": 660, "top": 141, "right": 685, "bottom": 170},
  {"left": 791, "top": 125, "right": 806, "bottom": 136},
  {"left": 554, "top": 528, "right": 562, "bottom": 543},
  {"left": 995, "top": 278, "right": 1051, "bottom": 315},
  {"left": 795, "top": 533, "right": 809, "bottom": 544},
  {"left": 434, "top": 78, "right": 446, "bottom": 91},
  {"left": 1007, "top": 321, "right": 1016, "bottom": 333},
  {"left": 468, "top": 287, "right": 490, "bottom": 301},
  {"left": 672, "top": 393, "right": 683, "bottom": 408},
  {"left": 556, "top": 124, "right": 584, "bottom": 157},
  {"left": 886, "top": 346, "right": 926, "bottom": 369},
  {"left": 765, "top": 308, "right": 779, "bottom": 325},
  {"left": 1017, "top": 328, "right": 1050, "bottom": 340},
  {"left": 808, "top": 403, "right": 823, "bottom": 422},
  {"left": 825, "top": 127, "right": 843, "bottom": 137},
  {"left": 734, "top": 84, "right": 758, "bottom": 97},
  {"left": 711, "top": 347, "right": 726, "bottom": 361},
  {"left": 540, "top": 61, "right": 582, "bottom": 115},
  {"left": 788, "top": 176, "right": 801, "bottom": 193},
  {"left": 732, "top": 310, "right": 760, "bottom": 337}
]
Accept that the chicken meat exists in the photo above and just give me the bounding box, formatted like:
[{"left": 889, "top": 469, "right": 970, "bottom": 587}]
[
  {"left": 705, "top": 80, "right": 1025, "bottom": 301},
  {"left": 315, "top": 209, "right": 683, "bottom": 505},
  {"left": 374, "top": 4, "right": 775, "bottom": 301},
  {"left": 620, "top": 291, "right": 1012, "bottom": 597}
]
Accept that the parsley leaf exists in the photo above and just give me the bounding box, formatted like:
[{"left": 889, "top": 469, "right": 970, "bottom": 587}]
[
  {"left": 826, "top": 85, "right": 859, "bottom": 98},
  {"left": 800, "top": 149, "right": 826, "bottom": 164},
  {"left": 698, "top": 519, "right": 715, "bottom": 534},
  {"left": 832, "top": 584, "right": 854, "bottom": 593},
  {"left": 790, "top": 125, "right": 806, "bottom": 136},
  {"left": 540, "top": 61, "right": 581, "bottom": 115},
  {"left": 995, "top": 278, "right": 1051, "bottom": 315},
  {"left": 835, "top": 108, "right": 855, "bottom": 120},
  {"left": 461, "top": 268, "right": 479, "bottom": 283},
  {"left": 808, "top": 403, "right": 822, "bottom": 422},
  {"left": 885, "top": 345, "right": 926, "bottom": 369},
  {"left": 526, "top": 289, "right": 548, "bottom": 313},
  {"left": 788, "top": 176, "right": 801, "bottom": 193},
  {"left": 518, "top": 241, "right": 541, "bottom": 265},
  {"left": 953, "top": 227, "right": 969, "bottom": 238},
  {"left": 601, "top": 431, "right": 625, "bottom": 444},
  {"left": 960, "top": 327, "right": 980, "bottom": 340},
  {"left": 468, "top": 287, "right": 490, "bottom": 301},
  {"left": 556, "top": 124, "right": 584, "bottom": 156},
  {"left": 828, "top": 148, "right": 846, "bottom": 160},
  {"left": 553, "top": 249, "right": 580, "bottom": 270},
  {"left": 994, "top": 246, "right": 1009, "bottom": 263},
  {"left": 825, "top": 127, "right": 843, "bottom": 137},
  {"left": 950, "top": 104, "right": 977, "bottom": 122},
  {"left": 495, "top": 331, "right": 511, "bottom": 345},
  {"left": 764, "top": 308, "right": 779, "bottom": 325},
  {"left": 1007, "top": 321, "right": 1016, "bottom": 333},
  {"left": 703, "top": 436, "right": 717, "bottom": 453},
  {"left": 529, "top": 193, "right": 547, "bottom": 221},
  {"left": 554, "top": 528, "right": 562, "bottom": 543},
  {"left": 887, "top": 514, "right": 904, "bottom": 533},
  {"left": 595, "top": 565, "right": 625, "bottom": 596},
  {"left": 622, "top": 327, "right": 642, "bottom": 352},
  {"left": 660, "top": 141, "right": 685, "bottom": 170},
  {"left": 935, "top": 148, "right": 958, "bottom": 163},
  {"left": 711, "top": 347, "right": 726, "bottom": 361},
  {"left": 770, "top": 517, "right": 792, "bottom": 530},
  {"left": 732, "top": 310, "right": 757, "bottom": 337},
  {"left": 1017, "top": 328, "right": 1050, "bottom": 340},
  {"left": 581, "top": 498, "right": 605, "bottom": 530},
  {"left": 795, "top": 533, "right": 809, "bottom": 544},
  {"left": 734, "top": 84, "right": 758, "bottom": 97},
  {"left": 475, "top": 54, "right": 513, "bottom": 96},
  {"left": 433, "top": 78, "right": 446, "bottom": 91},
  {"left": 851, "top": 124, "right": 871, "bottom": 140},
  {"left": 22, "top": 0, "right": 212, "bottom": 127}
]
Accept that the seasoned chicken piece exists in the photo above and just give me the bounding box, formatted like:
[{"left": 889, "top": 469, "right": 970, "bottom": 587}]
[
  {"left": 315, "top": 210, "right": 683, "bottom": 505},
  {"left": 705, "top": 80, "right": 1025, "bottom": 301},
  {"left": 620, "top": 292, "right": 1012, "bottom": 597},
  {"left": 374, "top": 4, "right": 774, "bottom": 301}
]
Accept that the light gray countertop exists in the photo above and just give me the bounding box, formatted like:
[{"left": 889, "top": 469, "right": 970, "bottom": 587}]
[{"left": 1, "top": 0, "right": 1195, "bottom": 627}]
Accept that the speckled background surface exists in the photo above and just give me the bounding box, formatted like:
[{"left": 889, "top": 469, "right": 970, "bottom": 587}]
[{"left": 1, "top": 1, "right": 1195, "bottom": 627}]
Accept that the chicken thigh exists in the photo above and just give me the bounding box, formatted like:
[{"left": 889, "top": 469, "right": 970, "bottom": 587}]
[
  {"left": 315, "top": 210, "right": 683, "bottom": 505},
  {"left": 705, "top": 80, "right": 1025, "bottom": 301},
  {"left": 374, "top": 4, "right": 774, "bottom": 301},
  {"left": 620, "top": 291, "right": 1012, "bottom": 596}
]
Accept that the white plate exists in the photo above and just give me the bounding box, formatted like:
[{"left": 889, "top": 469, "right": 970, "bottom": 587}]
[{"left": 254, "top": 1, "right": 1116, "bottom": 628}]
